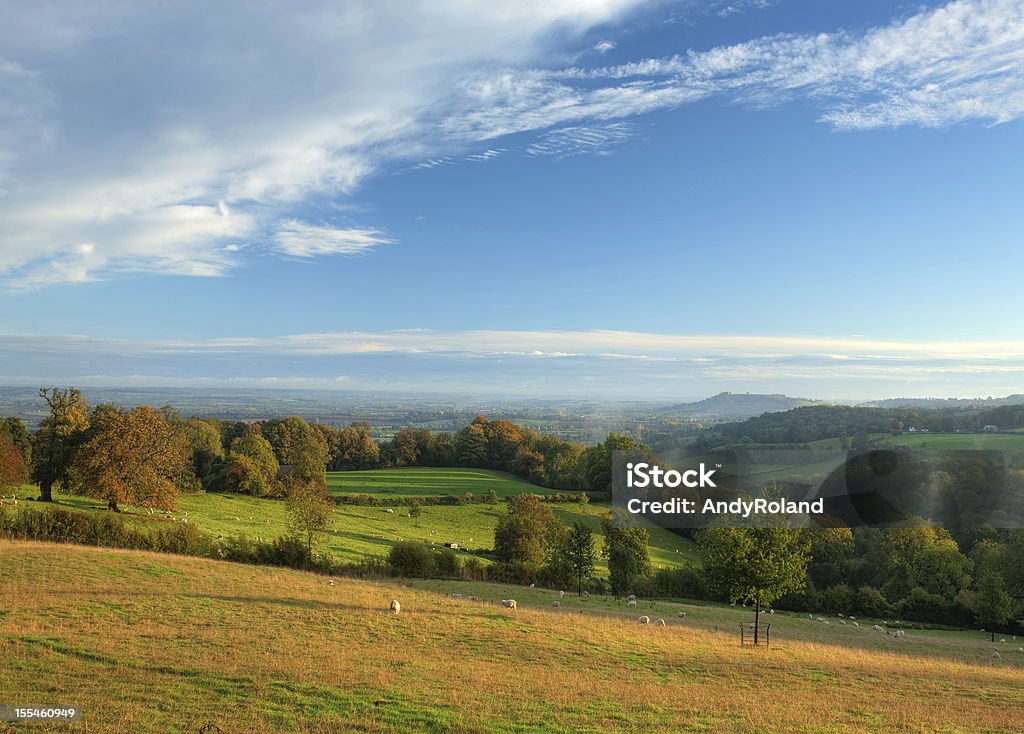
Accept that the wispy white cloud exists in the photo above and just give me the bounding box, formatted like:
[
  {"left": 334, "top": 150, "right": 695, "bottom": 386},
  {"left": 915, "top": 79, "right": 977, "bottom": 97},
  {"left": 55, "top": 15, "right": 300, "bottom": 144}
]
[
  {"left": 526, "top": 122, "right": 636, "bottom": 156},
  {"left": 274, "top": 221, "right": 392, "bottom": 258},
  {"left": 1, "top": 1, "right": 1022, "bottom": 289},
  {"left": 4, "top": 329, "right": 1024, "bottom": 399},
  {"left": 447, "top": 0, "right": 1024, "bottom": 140},
  {"left": 593, "top": 40, "right": 617, "bottom": 54}
]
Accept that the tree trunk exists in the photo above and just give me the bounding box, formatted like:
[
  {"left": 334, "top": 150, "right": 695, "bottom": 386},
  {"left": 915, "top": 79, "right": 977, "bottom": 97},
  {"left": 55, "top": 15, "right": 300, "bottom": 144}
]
[
  {"left": 39, "top": 479, "right": 53, "bottom": 503},
  {"left": 754, "top": 599, "right": 761, "bottom": 646},
  {"left": 992, "top": 630, "right": 996, "bottom": 643}
]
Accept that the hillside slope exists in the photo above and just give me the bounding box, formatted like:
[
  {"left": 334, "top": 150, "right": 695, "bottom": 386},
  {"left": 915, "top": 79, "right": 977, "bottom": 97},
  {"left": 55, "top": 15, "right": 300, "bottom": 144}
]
[{"left": 1, "top": 541, "right": 1022, "bottom": 733}]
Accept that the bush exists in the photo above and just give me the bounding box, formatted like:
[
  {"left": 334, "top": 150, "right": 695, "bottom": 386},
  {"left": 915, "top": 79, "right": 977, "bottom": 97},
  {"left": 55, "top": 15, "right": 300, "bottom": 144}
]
[
  {"left": 388, "top": 540, "right": 435, "bottom": 577},
  {"left": 434, "top": 548, "right": 462, "bottom": 578},
  {"left": 854, "top": 586, "right": 891, "bottom": 617},
  {"left": 650, "top": 565, "right": 709, "bottom": 600},
  {"left": 820, "top": 584, "right": 854, "bottom": 614}
]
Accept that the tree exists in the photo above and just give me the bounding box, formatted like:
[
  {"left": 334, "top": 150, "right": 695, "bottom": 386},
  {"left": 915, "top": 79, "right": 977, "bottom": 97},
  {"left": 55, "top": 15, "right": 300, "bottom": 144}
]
[
  {"left": 226, "top": 426, "right": 278, "bottom": 496},
  {"left": 408, "top": 498, "right": 423, "bottom": 518},
  {"left": 697, "top": 527, "right": 811, "bottom": 645},
  {"left": 335, "top": 423, "right": 380, "bottom": 470},
  {"left": 0, "top": 432, "right": 28, "bottom": 489},
  {"left": 389, "top": 540, "right": 434, "bottom": 577},
  {"left": 32, "top": 387, "right": 90, "bottom": 502},
  {"left": 603, "top": 514, "right": 651, "bottom": 596},
  {"left": 68, "top": 405, "right": 189, "bottom": 512},
  {"left": 493, "top": 494, "right": 555, "bottom": 565},
  {"left": 565, "top": 522, "right": 596, "bottom": 596},
  {"left": 1, "top": 417, "right": 32, "bottom": 468},
  {"left": 286, "top": 482, "right": 335, "bottom": 552},
  {"left": 973, "top": 571, "right": 1012, "bottom": 642}
]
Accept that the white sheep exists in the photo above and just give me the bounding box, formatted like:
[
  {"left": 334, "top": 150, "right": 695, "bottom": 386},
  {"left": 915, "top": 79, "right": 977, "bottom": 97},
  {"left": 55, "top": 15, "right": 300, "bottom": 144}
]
[
  {"left": 530, "top": 583, "right": 535, "bottom": 588},
  {"left": 840, "top": 620, "right": 847, "bottom": 625},
  {"left": 385, "top": 508, "right": 394, "bottom": 514},
  {"left": 1017, "top": 647, "right": 1023, "bottom": 653},
  {"left": 768, "top": 609, "right": 774, "bottom": 615},
  {"left": 637, "top": 615, "right": 651, "bottom": 625},
  {"left": 872, "top": 625, "right": 884, "bottom": 632},
  {"left": 451, "top": 593, "right": 463, "bottom": 599},
  {"left": 582, "top": 591, "right": 589, "bottom": 598},
  {"left": 852, "top": 621, "right": 859, "bottom": 627},
  {"left": 559, "top": 590, "right": 565, "bottom": 598},
  {"left": 992, "top": 651, "right": 1001, "bottom": 660},
  {"left": 389, "top": 600, "right": 401, "bottom": 615},
  {"left": 1000, "top": 638, "right": 1007, "bottom": 643},
  {"left": 678, "top": 611, "right": 686, "bottom": 618},
  {"left": 552, "top": 601, "right": 560, "bottom": 608},
  {"left": 654, "top": 618, "right": 666, "bottom": 626},
  {"left": 627, "top": 599, "right": 637, "bottom": 609},
  {"left": 848, "top": 616, "right": 856, "bottom": 620},
  {"left": 627, "top": 594, "right": 637, "bottom": 602},
  {"left": 502, "top": 599, "right": 517, "bottom": 610}
]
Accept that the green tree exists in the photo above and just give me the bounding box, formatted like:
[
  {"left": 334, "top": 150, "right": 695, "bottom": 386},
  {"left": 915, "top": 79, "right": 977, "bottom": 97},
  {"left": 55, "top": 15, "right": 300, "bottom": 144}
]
[
  {"left": 602, "top": 514, "right": 651, "bottom": 596},
  {"left": 493, "top": 493, "right": 555, "bottom": 565},
  {"left": 32, "top": 387, "right": 90, "bottom": 502},
  {"left": 226, "top": 426, "right": 278, "bottom": 496},
  {"left": 408, "top": 498, "right": 423, "bottom": 518},
  {"left": 389, "top": 540, "right": 434, "bottom": 577},
  {"left": 973, "top": 571, "right": 1013, "bottom": 642},
  {"left": 697, "top": 527, "right": 811, "bottom": 645},
  {"left": 565, "top": 522, "right": 596, "bottom": 596},
  {"left": 286, "top": 481, "right": 335, "bottom": 552}
]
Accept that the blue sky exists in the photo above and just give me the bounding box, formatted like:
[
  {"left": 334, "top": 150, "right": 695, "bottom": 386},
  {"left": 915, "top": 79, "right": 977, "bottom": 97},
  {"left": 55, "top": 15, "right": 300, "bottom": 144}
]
[{"left": 1, "top": 0, "right": 1023, "bottom": 400}]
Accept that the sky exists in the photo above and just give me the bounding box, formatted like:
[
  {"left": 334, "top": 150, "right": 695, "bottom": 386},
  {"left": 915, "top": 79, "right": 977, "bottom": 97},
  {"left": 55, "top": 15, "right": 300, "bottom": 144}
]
[{"left": 1, "top": 0, "right": 1023, "bottom": 401}]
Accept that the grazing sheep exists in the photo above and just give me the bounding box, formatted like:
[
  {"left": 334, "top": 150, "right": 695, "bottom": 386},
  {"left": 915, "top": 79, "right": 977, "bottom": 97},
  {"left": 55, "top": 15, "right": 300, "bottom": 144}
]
[
  {"left": 389, "top": 600, "right": 401, "bottom": 615},
  {"left": 840, "top": 620, "right": 847, "bottom": 625},
  {"left": 327, "top": 580, "right": 335, "bottom": 586},
  {"left": 627, "top": 594, "right": 637, "bottom": 602},
  {"left": 637, "top": 616, "right": 651, "bottom": 625},
  {"left": 678, "top": 611, "right": 686, "bottom": 618},
  {"left": 992, "top": 652, "right": 1001, "bottom": 660},
  {"left": 452, "top": 593, "right": 463, "bottom": 599},
  {"left": 848, "top": 616, "right": 856, "bottom": 620},
  {"left": 816, "top": 617, "right": 826, "bottom": 622},
  {"left": 654, "top": 618, "right": 666, "bottom": 626},
  {"left": 502, "top": 599, "right": 517, "bottom": 610},
  {"left": 1000, "top": 638, "right": 1007, "bottom": 643},
  {"left": 559, "top": 590, "right": 565, "bottom": 598},
  {"left": 1017, "top": 647, "right": 1023, "bottom": 653},
  {"left": 530, "top": 583, "right": 535, "bottom": 588},
  {"left": 872, "top": 625, "right": 884, "bottom": 632},
  {"left": 552, "top": 601, "right": 560, "bottom": 608},
  {"left": 582, "top": 591, "right": 589, "bottom": 598},
  {"left": 838, "top": 614, "right": 845, "bottom": 618},
  {"left": 892, "top": 629, "right": 905, "bottom": 639},
  {"left": 768, "top": 609, "right": 774, "bottom": 615},
  {"left": 852, "top": 621, "right": 859, "bottom": 627},
  {"left": 385, "top": 508, "right": 394, "bottom": 514},
  {"left": 628, "top": 599, "right": 637, "bottom": 609}
]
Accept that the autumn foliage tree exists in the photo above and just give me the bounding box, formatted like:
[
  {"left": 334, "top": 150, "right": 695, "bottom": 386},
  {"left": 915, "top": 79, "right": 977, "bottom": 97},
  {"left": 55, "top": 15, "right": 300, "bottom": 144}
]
[
  {"left": 286, "top": 481, "right": 335, "bottom": 552},
  {"left": 69, "top": 405, "right": 190, "bottom": 512},
  {"left": 0, "top": 432, "right": 28, "bottom": 489}
]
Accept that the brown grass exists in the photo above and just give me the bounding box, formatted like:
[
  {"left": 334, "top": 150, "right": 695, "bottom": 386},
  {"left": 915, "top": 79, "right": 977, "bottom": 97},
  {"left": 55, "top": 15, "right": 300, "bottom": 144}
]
[{"left": 1, "top": 539, "right": 1022, "bottom": 733}]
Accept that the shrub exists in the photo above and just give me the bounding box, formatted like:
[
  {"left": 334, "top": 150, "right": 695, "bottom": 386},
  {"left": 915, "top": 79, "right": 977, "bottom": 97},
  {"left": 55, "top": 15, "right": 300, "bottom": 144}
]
[
  {"left": 389, "top": 540, "right": 435, "bottom": 577},
  {"left": 434, "top": 548, "right": 462, "bottom": 577}
]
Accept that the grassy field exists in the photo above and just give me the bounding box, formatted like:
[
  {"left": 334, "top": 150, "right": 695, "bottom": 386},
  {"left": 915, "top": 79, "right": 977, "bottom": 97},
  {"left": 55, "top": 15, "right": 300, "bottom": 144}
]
[
  {"left": 326, "top": 468, "right": 537, "bottom": 498},
  {"left": 34, "top": 466, "right": 698, "bottom": 569},
  {"left": 1, "top": 540, "right": 1022, "bottom": 733},
  {"left": 885, "top": 432, "right": 1024, "bottom": 454}
]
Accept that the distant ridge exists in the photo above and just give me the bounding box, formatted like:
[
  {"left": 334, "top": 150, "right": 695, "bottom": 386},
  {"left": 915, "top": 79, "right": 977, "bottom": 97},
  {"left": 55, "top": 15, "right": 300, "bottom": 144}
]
[
  {"left": 857, "top": 394, "right": 1024, "bottom": 409},
  {"left": 656, "top": 392, "right": 827, "bottom": 420}
]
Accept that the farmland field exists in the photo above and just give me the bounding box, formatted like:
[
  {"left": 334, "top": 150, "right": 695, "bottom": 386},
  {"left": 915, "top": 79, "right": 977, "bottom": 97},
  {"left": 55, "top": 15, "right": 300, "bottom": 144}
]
[
  {"left": 32, "top": 466, "right": 698, "bottom": 569},
  {"left": 1, "top": 540, "right": 1021, "bottom": 733},
  {"left": 326, "top": 467, "right": 536, "bottom": 498}
]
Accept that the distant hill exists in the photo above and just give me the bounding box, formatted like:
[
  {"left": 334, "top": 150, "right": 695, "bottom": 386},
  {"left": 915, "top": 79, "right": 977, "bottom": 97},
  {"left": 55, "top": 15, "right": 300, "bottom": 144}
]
[
  {"left": 857, "top": 395, "right": 1024, "bottom": 410},
  {"left": 656, "top": 392, "right": 827, "bottom": 420}
]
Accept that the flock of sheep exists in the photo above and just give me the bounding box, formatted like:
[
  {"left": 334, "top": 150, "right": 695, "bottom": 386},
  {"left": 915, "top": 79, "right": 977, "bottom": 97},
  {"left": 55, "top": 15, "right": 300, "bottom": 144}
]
[{"left": 376, "top": 587, "right": 1023, "bottom": 663}]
